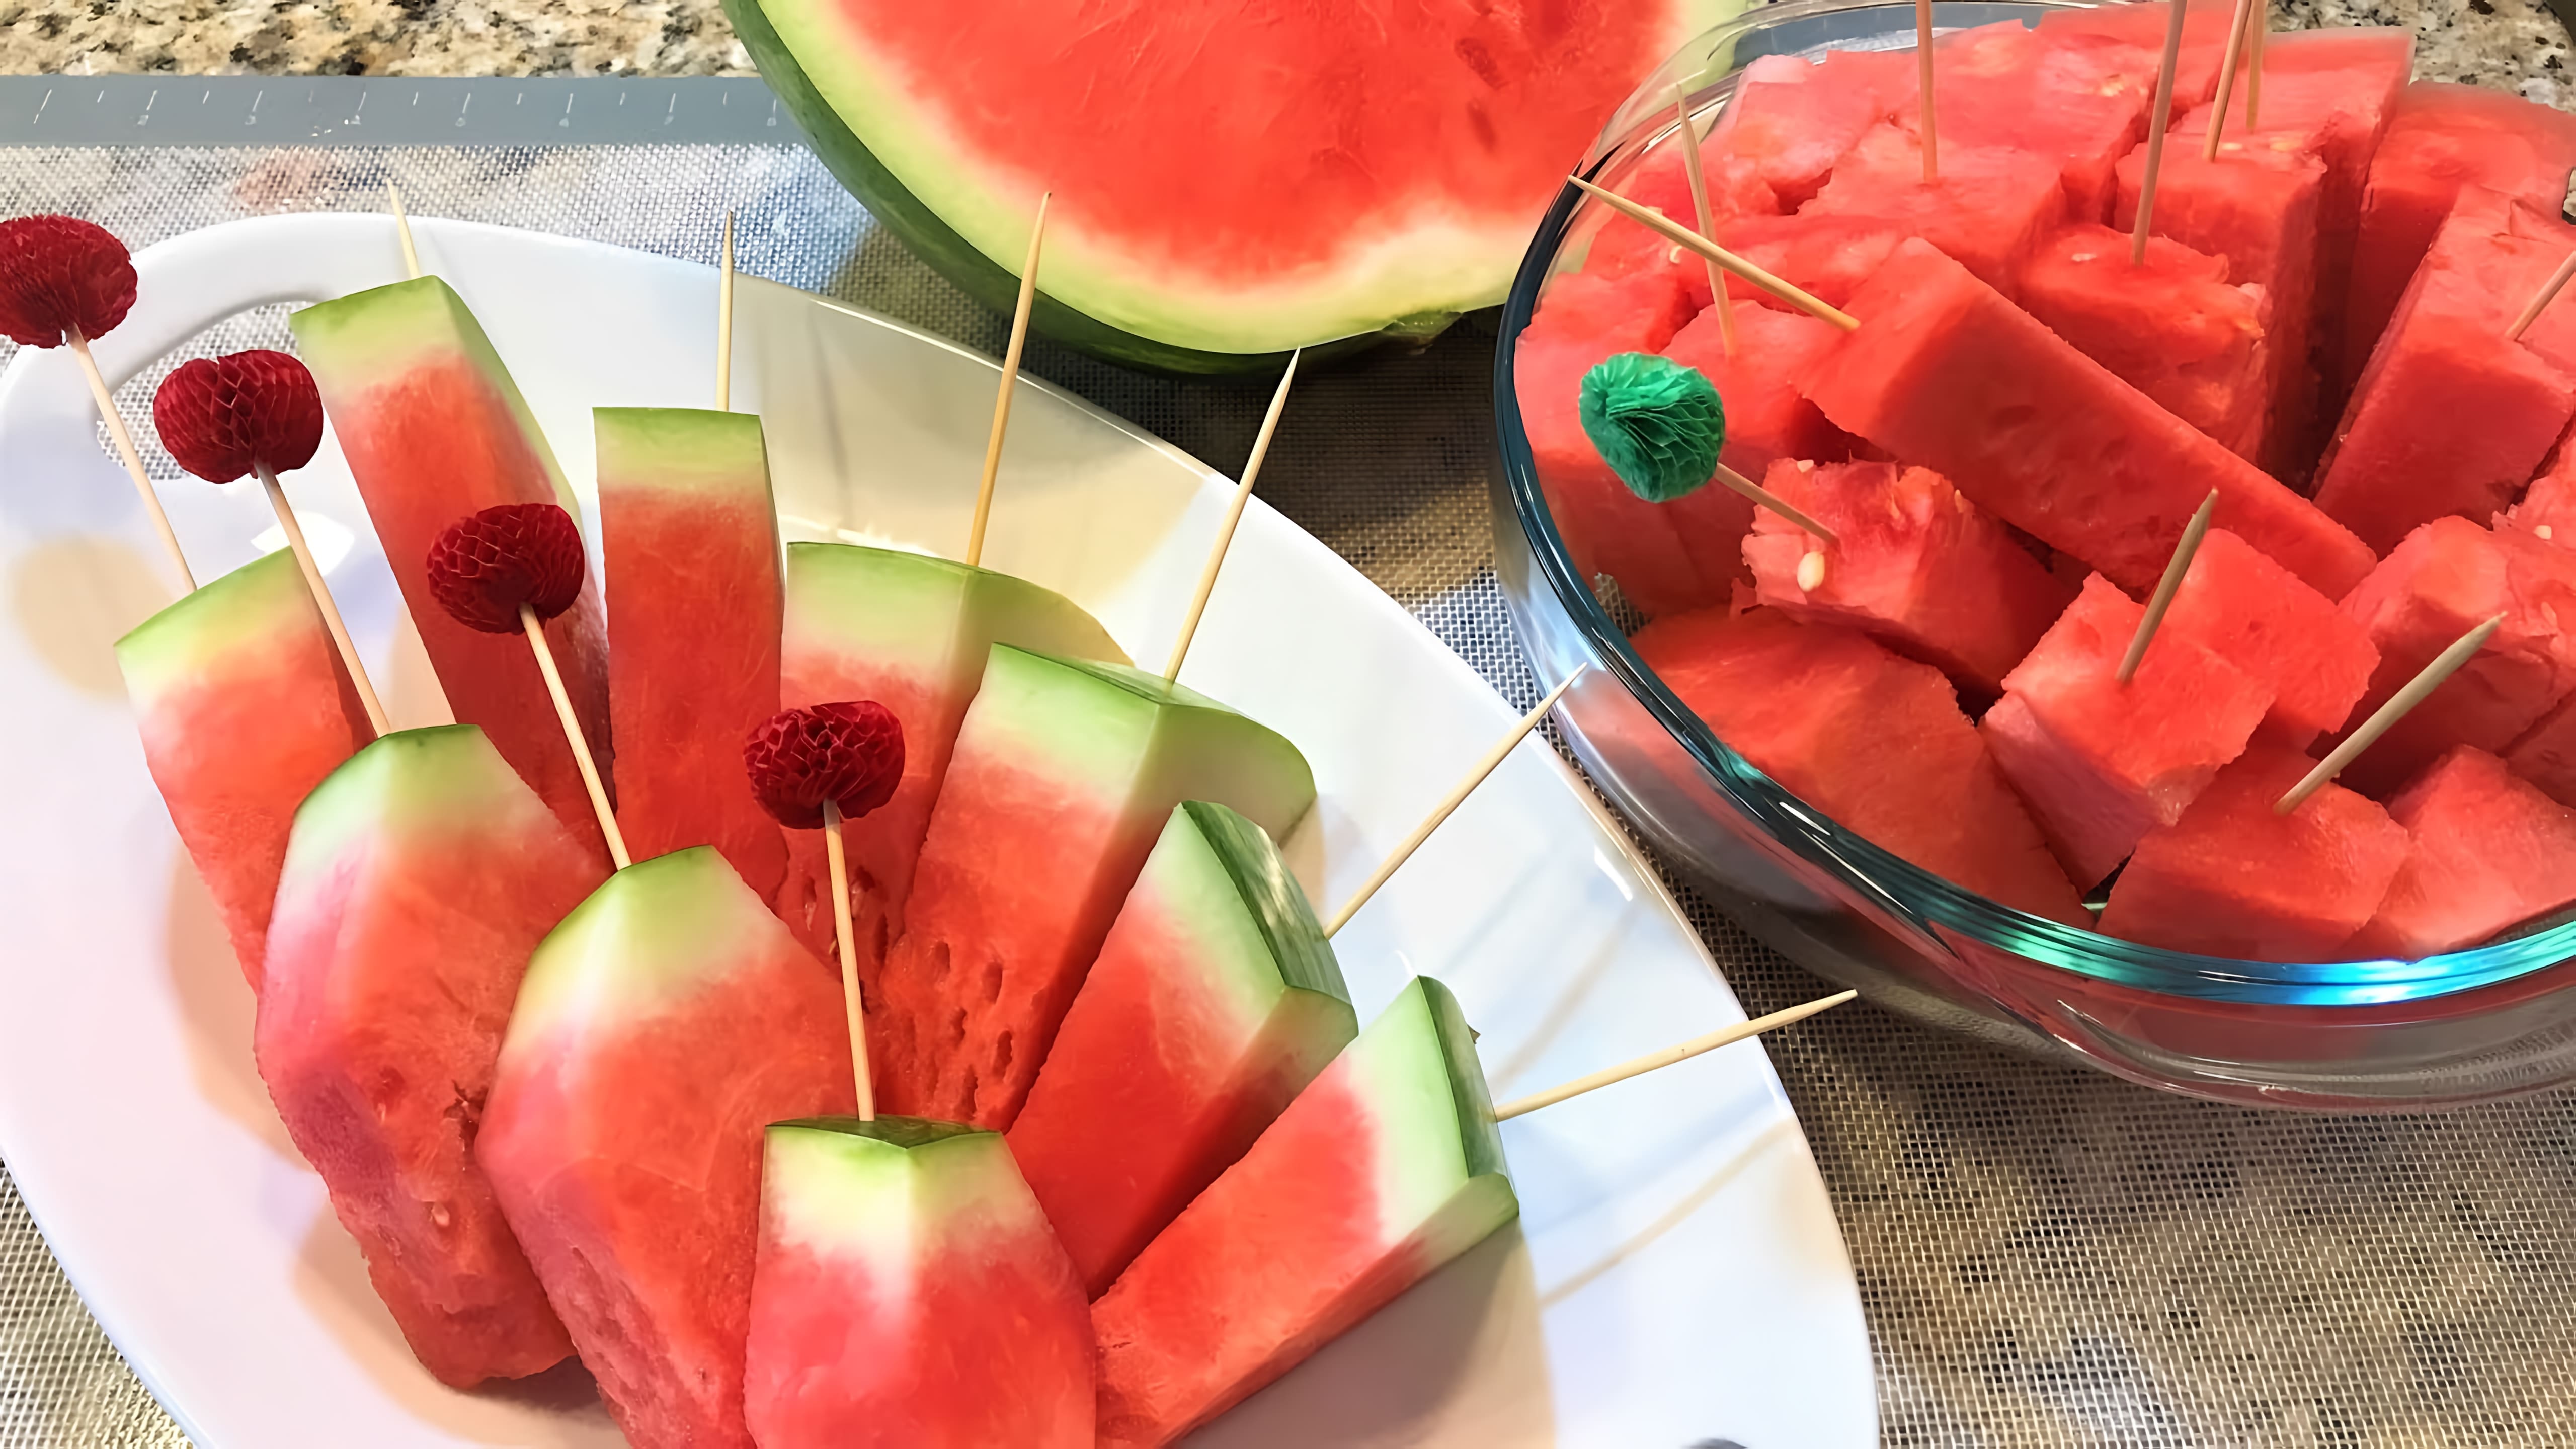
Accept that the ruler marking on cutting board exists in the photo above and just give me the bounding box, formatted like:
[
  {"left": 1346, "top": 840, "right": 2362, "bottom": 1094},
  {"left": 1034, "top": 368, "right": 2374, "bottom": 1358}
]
[{"left": 0, "top": 75, "right": 800, "bottom": 146}]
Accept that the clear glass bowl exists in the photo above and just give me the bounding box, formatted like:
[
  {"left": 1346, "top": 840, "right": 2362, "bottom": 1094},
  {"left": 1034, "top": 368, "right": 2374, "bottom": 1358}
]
[{"left": 1491, "top": 0, "right": 2576, "bottom": 1109}]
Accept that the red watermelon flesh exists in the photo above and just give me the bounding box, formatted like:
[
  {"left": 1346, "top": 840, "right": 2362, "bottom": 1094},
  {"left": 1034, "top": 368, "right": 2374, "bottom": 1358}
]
[
  {"left": 2096, "top": 743, "right": 2408, "bottom": 962},
  {"left": 1739, "top": 459, "right": 2073, "bottom": 698},
  {"left": 2505, "top": 424, "right": 2576, "bottom": 542},
  {"left": 114, "top": 550, "right": 371, "bottom": 991},
  {"left": 1707, "top": 52, "right": 1902, "bottom": 210},
  {"left": 256, "top": 725, "right": 600, "bottom": 1386},
  {"left": 2505, "top": 692, "right": 2576, "bottom": 805},
  {"left": 1633, "top": 607, "right": 2089, "bottom": 922},
  {"left": 1981, "top": 574, "right": 2274, "bottom": 889},
  {"left": 478, "top": 846, "right": 854, "bottom": 1449},
  {"left": 1802, "top": 124, "right": 2069, "bottom": 298},
  {"left": 1580, "top": 135, "right": 1781, "bottom": 301},
  {"left": 2347, "top": 746, "right": 2576, "bottom": 958},
  {"left": 744, "top": 1118, "right": 1094, "bottom": 1448},
  {"left": 1699, "top": 211, "right": 1906, "bottom": 314},
  {"left": 1092, "top": 976, "right": 1515, "bottom": 1449},
  {"left": 1889, "top": 21, "right": 2159, "bottom": 223},
  {"left": 1795, "top": 237, "right": 2376, "bottom": 599},
  {"left": 1658, "top": 304, "right": 1854, "bottom": 589},
  {"left": 2161, "top": 527, "right": 2380, "bottom": 746},
  {"left": 2034, "top": 2, "right": 2235, "bottom": 108},
  {"left": 2019, "top": 223, "right": 2271, "bottom": 459}
]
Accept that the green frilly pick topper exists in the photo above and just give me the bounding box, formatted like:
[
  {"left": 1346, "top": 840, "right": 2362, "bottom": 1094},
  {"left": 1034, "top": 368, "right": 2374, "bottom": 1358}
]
[{"left": 1577, "top": 352, "right": 1727, "bottom": 504}]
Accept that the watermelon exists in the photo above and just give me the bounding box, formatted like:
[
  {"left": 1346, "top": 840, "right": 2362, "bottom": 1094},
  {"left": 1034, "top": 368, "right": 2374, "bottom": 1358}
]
[
  {"left": 2350, "top": 747, "right": 2576, "bottom": 957},
  {"left": 1893, "top": 20, "right": 2161, "bottom": 223},
  {"left": 874, "top": 647, "right": 1315, "bottom": 1129},
  {"left": 743, "top": 1117, "right": 1094, "bottom": 1447},
  {"left": 1795, "top": 237, "right": 2376, "bottom": 599},
  {"left": 1738, "top": 458, "right": 2072, "bottom": 698},
  {"left": 774, "top": 541, "right": 1126, "bottom": 970},
  {"left": 1689, "top": 212, "right": 1906, "bottom": 315},
  {"left": 254, "top": 725, "right": 597, "bottom": 1387},
  {"left": 115, "top": 550, "right": 370, "bottom": 990},
  {"left": 1652, "top": 304, "right": 1855, "bottom": 590},
  {"left": 597, "top": 407, "right": 787, "bottom": 895},
  {"left": 1579, "top": 131, "right": 1781, "bottom": 300},
  {"left": 478, "top": 846, "right": 853, "bottom": 1449},
  {"left": 1633, "top": 607, "right": 2089, "bottom": 922},
  {"left": 726, "top": 0, "right": 1735, "bottom": 371},
  {"left": 2096, "top": 743, "right": 2408, "bottom": 962},
  {"left": 2160, "top": 527, "right": 2380, "bottom": 746},
  {"left": 2034, "top": 2, "right": 2236, "bottom": 109},
  {"left": 1009, "top": 801, "right": 1357, "bottom": 1296},
  {"left": 1802, "top": 124, "right": 2070, "bottom": 297},
  {"left": 1705, "top": 52, "right": 1902, "bottom": 210},
  {"left": 291, "top": 277, "right": 615, "bottom": 858},
  {"left": 2506, "top": 425, "right": 2576, "bottom": 541},
  {"left": 2018, "top": 223, "right": 2271, "bottom": 460},
  {"left": 1980, "top": 574, "right": 2274, "bottom": 889},
  {"left": 1091, "top": 976, "right": 1516, "bottom": 1449}
]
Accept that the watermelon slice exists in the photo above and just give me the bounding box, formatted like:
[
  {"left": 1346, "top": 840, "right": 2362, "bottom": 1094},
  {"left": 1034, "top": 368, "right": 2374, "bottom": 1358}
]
[
  {"left": 2096, "top": 743, "right": 2408, "bottom": 962},
  {"left": 1980, "top": 574, "right": 2274, "bottom": 889},
  {"left": 2160, "top": 528, "right": 2380, "bottom": 747},
  {"left": 1738, "top": 458, "right": 2072, "bottom": 698},
  {"left": 1795, "top": 237, "right": 2376, "bottom": 599},
  {"left": 774, "top": 541, "right": 1125, "bottom": 970},
  {"left": 2018, "top": 223, "right": 2271, "bottom": 459},
  {"left": 1802, "top": 124, "right": 2070, "bottom": 297},
  {"left": 478, "top": 846, "right": 854, "bottom": 1449},
  {"left": 115, "top": 549, "right": 371, "bottom": 990},
  {"left": 1009, "top": 801, "right": 1357, "bottom": 1296},
  {"left": 597, "top": 407, "right": 787, "bottom": 894},
  {"left": 744, "top": 1117, "right": 1094, "bottom": 1448},
  {"left": 875, "top": 647, "right": 1315, "bottom": 1129},
  {"left": 291, "top": 277, "right": 615, "bottom": 858},
  {"left": 2034, "top": 2, "right": 2236, "bottom": 109},
  {"left": 726, "top": 0, "right": 1734, "bottom": 370},
  {"left": 1091, "top": 975, "right": 1516, "bottom": 1449},
  {"left": 1633, "top": 607, "right": 2089, "bottom": 922},
  {"left": 2347, "top": 746, "right": 2576, "bottom": 958}
]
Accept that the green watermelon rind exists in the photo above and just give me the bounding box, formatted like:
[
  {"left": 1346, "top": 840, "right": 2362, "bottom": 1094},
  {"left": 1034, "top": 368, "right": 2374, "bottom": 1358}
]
[
  {"left": 114, "top": 549, "right": 309, "bottom": 707},
  {"left": 1351, "top": 977, "right": 1515, "bottom": 1235},
  {"left": 596, "top": 407, "right": 771, "bottom": 492},
  {"left": 761, "top": 1116, "right": 1030, "bottom": 1262},
  {"left": 1173, "top": 800, "right": 1349, "bottom": 1008},
  {"left": 504, "top": 845, "right": 779, "bottom": 1049},
  {"left": 784, "top": 541, "right": 1130, "bottom": 680},
  {"left": 773, "top": 1114, "right": 988, "bottom": 1153},
  {"left": 277, "top": 725, "right": 527, "bottom": 886}
]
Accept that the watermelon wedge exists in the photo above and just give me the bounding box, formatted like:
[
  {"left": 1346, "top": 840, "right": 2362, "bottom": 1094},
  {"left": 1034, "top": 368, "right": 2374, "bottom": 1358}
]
[
  {"left": 2018, "top": 223, "right": 2271, "bottom": 461},
  {"left": 1009, "top": 801, "right": 1357, "bottom": 1296},
  {"left": 115, "top": 549, "right": 371, "bottom": 990},
  {"left": 1091, "top": 975, "right": 1516, "bottom": 1449},
  {"left": 1802, "top": 125, "right": 2070, "bottom": 297},
  {"left": 727, "top": 0, "right": 1736, "bottom": 370},
  {"left": 597, "top": 408, "right": 787, "bottom": 894},
  {"left": 255, "top": 724, "right": 599, "bottom": 1387},
  {"left": 744, "top": 1117, "right": 1094, "bottom": 1448},
  {"left": 2347, "top": 746, "right": 2576, "bottom": 958},
  {"left": 479, "top": 846, "right": 853, "bottom": 1449},
  {"left": 291, "top": 277, "right": 615, "bottom": 858},
  {"left": 875, "top": 647, "right": 1315, "bottom": 1129},
  {"left": 774, "top": 541, "right": 1126, "bottom": 969},
  {"left": 2160, "top": 528, "right": 2380, "bottom": 747}
]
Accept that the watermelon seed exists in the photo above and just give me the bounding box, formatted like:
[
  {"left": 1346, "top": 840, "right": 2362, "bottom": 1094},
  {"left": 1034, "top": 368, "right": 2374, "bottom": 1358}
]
[{"left": 1798, "top": 551, "right": 1829, "bottom": 592}]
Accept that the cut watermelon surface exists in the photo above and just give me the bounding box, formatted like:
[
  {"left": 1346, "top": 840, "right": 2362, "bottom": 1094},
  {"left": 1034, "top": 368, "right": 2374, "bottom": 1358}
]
[
  {"left": 1579, "top": 134, "right": 1781, "bottom": 301},
  {"left": 115, "top": 549, "right": 370, "bottom": 990},
  {"left": 728, "top": 0, "right": 1734, "bottom": 368},
  {"left": 2506, "top": 428, "right": 2576, "bottom": 541},
  {"left": 1707, "top": 52, "right": 1901, "bottom": 210},
  {"left": 1091, "top": 976, "right": 1516, "bottom": 1449},
  {"left": 2160, "top": 528, "right": 2379, "bottom": 746},
  {"left": 598, "top": 407, "right": 786, "bottom": 894},
  {"left": 2019, "top": 224, "right": 2271, "bottom": 459},
  {"left": 2348, "top": 747, "right": 2576, "bottom": 958},
  {"left": 1634, "top": 607, "right": 2088, "bottom": 922},
  {"left": 479, "top": 846, "right": 854, "bottom": 1449},
  {"left": 744, "top": 1118, "right": 1094, "bottom": 1448},
  {"left": 256, "top": 725, "right": 600, "bottom": 1387},
  {"left": 291, "top": 277, "right": 615, "bottom": 858},
  {"left": 1802, "top": 125, "right": 2069, "bottom": 297},
  {"left": 1657, "top": 304, "right": 1854, "bottom": 590},
  {"left": 875, "top": 647, "right": 1315, "bottom": 1129},
  {"left": 1689, "top": 211, "right": 1906, "bottom": 315},
  {"left": 1893, "top": 20, "right": 2159, "bottom": 222},
  {"left": 1010, "top": 801, "right": 1357, "bottom": 1297},
  {"left": 2034, "top": 2, "right": 2235, "bottom": 109}
]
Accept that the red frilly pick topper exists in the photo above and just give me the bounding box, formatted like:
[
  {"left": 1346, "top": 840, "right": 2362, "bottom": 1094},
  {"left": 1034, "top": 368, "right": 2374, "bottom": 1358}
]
[
  {"left": 744, "top": 702, "right": 906, "bottom": 830},
  {"left": 0, "top": 215, "right": 138, "bottom": 348},
  {"left": 426, "top": 503, "right": 588, "bottom": 634},
  {"left": 151, "top": 350, "right": 325, "bottom": 484}
]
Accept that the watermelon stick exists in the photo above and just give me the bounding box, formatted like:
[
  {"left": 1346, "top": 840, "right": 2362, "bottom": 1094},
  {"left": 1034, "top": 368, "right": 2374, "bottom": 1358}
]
[
  {"left": 2129, "top": 0, "right": 2193, "bottom": 266},
  {"left": 1162, "top": 349, "right": 1301, "bottom": 681},
  {"left": 1671, "top": 87, "right": 1737, "bottom": 356},
  {"left": 385, "top": 183, "right": 421, "bottom": 280},
  {"left": 1569, "top": 176, "right": 1859, "bottom": 329},
  {"left": 716, "top": 210, "right": 736, "bottom": 410},
  {"left": 965, "top": 191, "right": 1052, "bottom": 568},
  {"left": 1491, "top": 988, "right": 1857, "bottom": 1120},
  {"left": 2202, "top": 0, "right": 2258, "bottom": 159},
  {"left": 1915, "top": 0, "right": 1940, "bottom": 184},
  {"left": 1319, "top": 667, "right": 1586, "bottom": 938},
  {"left": 2276, "top": 612, "right": 2506, "bottom": 813},
  {"left": 2116, "top": 489, "right": 2220, "bottom": 684},
  {"left": 2510, "top": 245, "right": 2576, "bottom": 341}
]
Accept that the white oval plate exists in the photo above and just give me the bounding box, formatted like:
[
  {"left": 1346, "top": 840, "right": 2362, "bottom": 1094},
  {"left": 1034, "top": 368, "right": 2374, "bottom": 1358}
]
[{"left": 0, "top": 214, "right": 1875, "bottom": 1449}]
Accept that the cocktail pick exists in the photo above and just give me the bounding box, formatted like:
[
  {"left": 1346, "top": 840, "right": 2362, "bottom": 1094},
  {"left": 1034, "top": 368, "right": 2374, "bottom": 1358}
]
[
  {"left": 0, "top": 214, "right": 193, "bottom": 592},
  {"left": 2243, "top": 0, "right": 2267, "bottom": 128},
  {"left": 2276, "top": 612, "right": 2506, "bottom": 813},
  {"left": 153, "top": 350, "right": 391, "bottom": 736},
  {"left": 386, "top": 183, "right": 421, "bottom": 280},
  {"left": 426, "top": 502, "right": 628, "bottom": 866},
  {"left": 1671, "top": 86, "right": 1737, "bottom": 356},
  {"left": 2130, "top": 0, "right": 2192, "bottom": 265},
  {"left": 1163, "top": 348, "right": 1300, "bottom": 683},
  {"left": 2511, "top": 246, "right": 2576, "bottom": 342},
  {"left": 2116, "top": 490, "right": 2219, "bottom": 684},
  {"left": 1492, "top": 989, "right": 1858, "bottom": 1120},
  {"left": 745, "top": 701, "right": 907, "bottom": 1120},
  {"left": 966, "top": 192, "right": 1051, "bottom": 568},
  {"left": 716, "top": 211, "right": 737, "bottom": 411},
  {"left": 1568, "top": 177, "right": 1858, "bottom": 329},
  {"left": 2203, "top": 0, "right": 2258, "bottom": 159},
  {"left": 1916, "top": 0, "right": 1940, "bottom": 184},
  {"left": 1577, "top": 352, "right": 1841, "bottom": 543}
]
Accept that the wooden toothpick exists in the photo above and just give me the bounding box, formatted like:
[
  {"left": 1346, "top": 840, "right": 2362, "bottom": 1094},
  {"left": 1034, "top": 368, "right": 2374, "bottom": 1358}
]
[
  {"left": 1721, "top": 462, "right": 1839, "bottom": 546},
  {"left": 2117, "top": 490, "right": 2218, "bottom": 684},
  {"left": 1916, "top": 0, "right": 1940, "bottom": 184},
  {"left": 1493, "top": 990, "right": 1858, "bottom": 1121},
  {"left": 2511, "top": 246, "right": 2576, "bottom": 342},
  {"left": 1672, "top": 87, "right": 1736, "bottom": 357},
  {"left": 2244, "top": 1, "right": 2266, "bottom": 128},
  {"left": 1163, "top": 349, "right": 1300, "bottom": 683},
  {"left": 2130, "top": 0, "right": 2192, "bottom": 266},
  {"left": 2276, "top": 613, "right": 2505, "bottom": 813},
  {"left": 967, "top": 191, "right": 1050, "bottom": 568},
  {"left": 256, "top": 462, "right": 389, "bottom": 736},
  {"left": 716, "top": 211, "right": 736, "bottom": 411},
  {"left": 1322, "top": 668, "right": 1586, "bottom": 938},
  {"left": 386, "top": 183, "right": 421, "bottom": 280},
  {"left": 822, "top": 798, "right": 876, "bottom": 1121},
  {"left": 1570, "top": 177, "right": 1859, "bottom": 330},
  {"left": 2203, "top": 0, "right": 2258, "bottom": 159},
  {"left": 63, "top": 328, "right": 193, "bottom": 593},
  {"left": 519, "top": 602, "right": 629, "bottom": 868}
]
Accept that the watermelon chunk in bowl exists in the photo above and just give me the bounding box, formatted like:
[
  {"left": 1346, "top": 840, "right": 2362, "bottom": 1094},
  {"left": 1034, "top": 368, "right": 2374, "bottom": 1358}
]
[
  {"left": 2018, "top": 223, "right": 2271, "bottom": 461},
  {"left": 2350, "top": 747, "right": 2576, "bottom": 959},
  {"left": 2159, "top": 528, "right": 2380, "bottom": 748}
]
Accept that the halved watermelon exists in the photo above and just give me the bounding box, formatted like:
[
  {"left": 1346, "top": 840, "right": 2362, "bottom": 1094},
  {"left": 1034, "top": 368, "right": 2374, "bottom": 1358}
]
[
  {"left": 727, "top": 0, "right": 1737, "bottom": 370},
  {"left": 598, "top": 407, "right": 786, "bottom": 894},
  {"left": 744, "top": 1117, "right": 1094, "bottom": 1447},
  {"left": 291, "top": 278, "right": 614, "bottom": 858},
  {"left": 1009, "top": 801, "right": 1357, "bottom": 1296},
  {"left": 2019, "top": 223, "right": 2271, "bottom": 460},
  {"left": 479, "top": 846, "right": 853, "bottom": 1449},
  {"left": 2160, "top": 528, "right": 2380, "bottom": 747},
  {"left": 2348, "top": 746, "right": 2576, "bottom": 958},
  {"left": 1801, "top": 125, "right": 2069, "bottom": 297},
  {"left": 1091, "top": 976, "right": 1516, "bottom": 1449},
  {"left": 875, "top": 647, "right": 1315, "bottom": 1129},
  {"left": 115, "top": 549, "right": 371, "bottom": 990}
]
